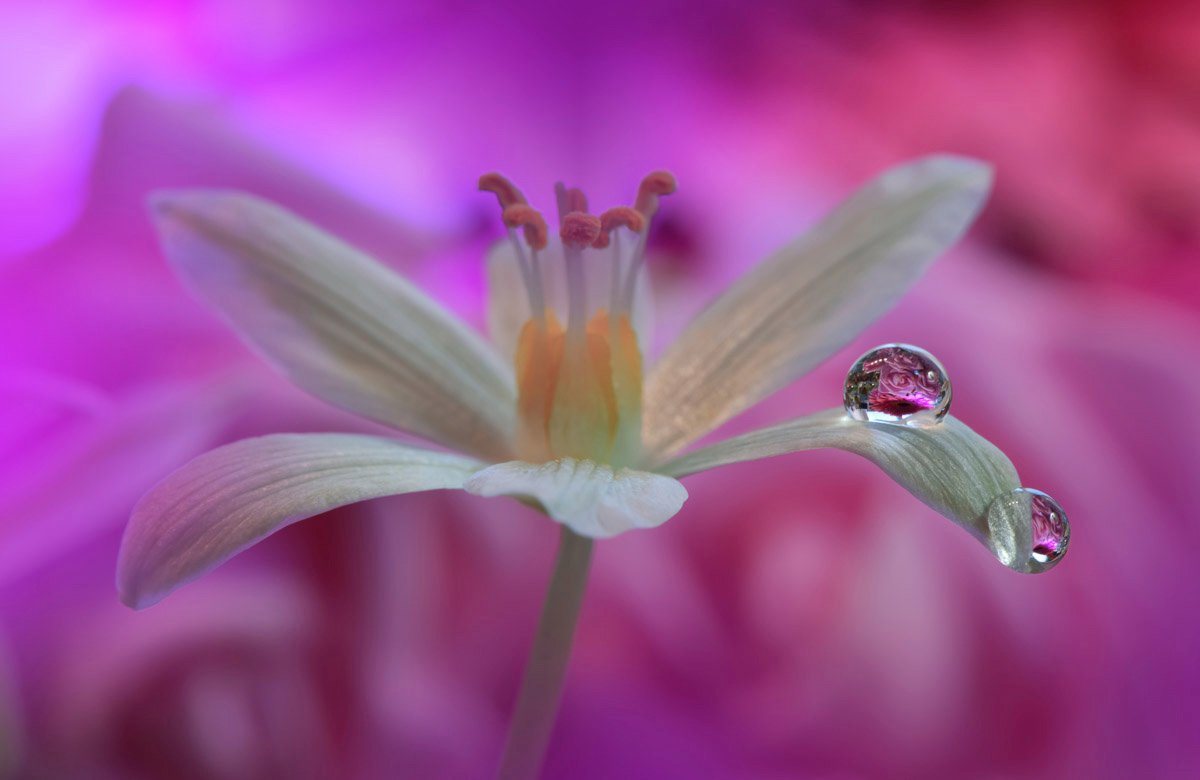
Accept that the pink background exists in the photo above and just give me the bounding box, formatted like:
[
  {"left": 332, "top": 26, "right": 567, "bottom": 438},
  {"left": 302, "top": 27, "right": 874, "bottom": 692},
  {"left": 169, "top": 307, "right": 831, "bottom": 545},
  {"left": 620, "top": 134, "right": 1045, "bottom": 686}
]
[{"left": 2, "top": 1, "right": 1199, "bottom": 777}]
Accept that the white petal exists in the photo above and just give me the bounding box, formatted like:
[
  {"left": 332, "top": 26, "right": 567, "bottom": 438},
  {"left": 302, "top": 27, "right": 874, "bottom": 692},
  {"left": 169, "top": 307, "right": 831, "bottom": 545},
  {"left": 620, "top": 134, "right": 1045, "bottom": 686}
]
[
  {"left": 486, "top": 239, "right": 531, "bottom": 363},
  {"left": 153, "top": 190, "right": 516, "bottom": 460},
  {"left": 118, "top": 434, "right": 482, "bottom": 608},
  {"left": 643, "top": 156, "right": 992, "bottom": 458},
  {"left": 658, "top": 409, "right": 1031, "bottom": 570},
  {"left": 464, "top": 459, "right": 688, "bottom": 539}
]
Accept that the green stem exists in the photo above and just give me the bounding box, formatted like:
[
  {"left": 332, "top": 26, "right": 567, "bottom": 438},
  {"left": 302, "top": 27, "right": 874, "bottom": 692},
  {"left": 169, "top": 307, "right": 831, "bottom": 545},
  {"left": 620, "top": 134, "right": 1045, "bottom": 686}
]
[{"left": 496, "top": 527, "right": 594, "bottom": 780}]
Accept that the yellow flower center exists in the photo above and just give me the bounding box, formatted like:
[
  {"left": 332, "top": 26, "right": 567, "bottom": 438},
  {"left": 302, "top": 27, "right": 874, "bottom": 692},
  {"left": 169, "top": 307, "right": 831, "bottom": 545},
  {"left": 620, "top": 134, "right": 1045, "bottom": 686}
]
[
  {"left": 514, "top": 309, "right": 643, "bottom": 466},
  {"left": 479, "top": 170, "right": 675, "bottom": 467}
]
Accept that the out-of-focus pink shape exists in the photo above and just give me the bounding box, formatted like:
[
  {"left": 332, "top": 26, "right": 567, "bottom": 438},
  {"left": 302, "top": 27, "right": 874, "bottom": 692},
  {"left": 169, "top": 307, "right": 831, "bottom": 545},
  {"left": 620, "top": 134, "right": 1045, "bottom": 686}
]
[{"left": 727, "top": 2, "right": 1200, "bottom": 312}]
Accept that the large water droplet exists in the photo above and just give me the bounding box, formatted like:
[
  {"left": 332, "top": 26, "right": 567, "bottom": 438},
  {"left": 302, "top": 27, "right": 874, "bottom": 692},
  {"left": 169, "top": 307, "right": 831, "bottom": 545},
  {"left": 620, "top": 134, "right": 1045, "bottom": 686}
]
[
  {"left": 844, "top": 344, "right": 951, "bottom": 425},
  {"left": 986, "top": 488, "right": 1070, "bottom": 573}
]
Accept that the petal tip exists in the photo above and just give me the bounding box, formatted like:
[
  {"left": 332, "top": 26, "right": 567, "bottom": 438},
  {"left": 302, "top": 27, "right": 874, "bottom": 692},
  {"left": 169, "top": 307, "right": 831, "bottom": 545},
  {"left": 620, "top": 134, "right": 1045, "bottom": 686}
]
[
  {"left": 145, "top": 189, "right": 177, "bottom": 218},
  {"left": 147, "top": 188, "right": 268, "bottom": 231},
  {"left": 115, "top": 562, "right": 161, "bottom": 611},
  {"left": 915, "top": 153, "right": 995, "bottom": 192},
  {"left": 116, "top": 583, "right": 157, "bottom": 611},
  {"left": 116, "top": 521, "right": 167, "bottom": 611},
  {"left": 147, "top": 187, "right": 214, "bottom": 219}
]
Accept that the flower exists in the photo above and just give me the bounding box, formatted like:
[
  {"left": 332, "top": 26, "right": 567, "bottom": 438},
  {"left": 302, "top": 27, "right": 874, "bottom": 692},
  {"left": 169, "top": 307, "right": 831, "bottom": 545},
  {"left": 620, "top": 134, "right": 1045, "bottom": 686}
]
[
  {"left": 116, "top": 154, "right": 1059, "bottom": 611},
  {"left": 6, "top": 0, "right": 1196, "bottom": 772}
]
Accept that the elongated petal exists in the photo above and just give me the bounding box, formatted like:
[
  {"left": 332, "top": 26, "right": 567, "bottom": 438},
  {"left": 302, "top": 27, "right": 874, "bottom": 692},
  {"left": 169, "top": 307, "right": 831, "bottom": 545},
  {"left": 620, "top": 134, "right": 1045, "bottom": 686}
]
[
  {"left": 658, "top": 409, "right": 1039, "bottom": 571},
  {"left": 486, "top": 240, "right": 531, "bottom": 363},
  {"left": 119, "top": 434, "right": 483, "bottom": 608},
  {"left": 153, "top": 191, "right": 516, "bottom": 460},
  {"left": 464, "top": 459, "right": 688, "bottom": 539},
  {"left": 643, "top": 156, "right": 992, "bottom": 458}
]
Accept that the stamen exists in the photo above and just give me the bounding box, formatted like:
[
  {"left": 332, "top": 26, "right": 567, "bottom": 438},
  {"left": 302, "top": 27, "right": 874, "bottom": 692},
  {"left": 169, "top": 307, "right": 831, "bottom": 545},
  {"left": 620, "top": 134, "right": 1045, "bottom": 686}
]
[
  {"left": 634, "top": 170, "right": 677, "bottom": 219},
  {"left": 565, "top": 187, "right": 588, "bottom": 214},
  {"left": 553, "top": 182, "right": 569, "bottom": 224},
  {"left": 501, "top": 204, "right": 549, "bottom": 250},
  {"left": 621, "top": 171, "right": 676, "bottom": 313},
  {"left": 592, "top": 206, "right": 644, "bottom": 249},
  {"left": 609, "top": 229, "right": 623, "bottom": 315},
  {"left": 594, "top": 208, "right": 647, "bottom": 317},
  {"left": 479, "top": 173, "right": 527, "bottom": 209},
  {"left": 559, "top": 212, "right": 601, "bottom": 249},
  {"left": 560, "top": 212, "right": 601, "bottom": 340},
  {"left": 553, "top": 183, "right": 591, "bottom": 224},
  {"left": 502, "top": 205, "right": 549, "bottom": 318},
  {"left": 492, "top": 172, "right": 667, "bottom": 466}
]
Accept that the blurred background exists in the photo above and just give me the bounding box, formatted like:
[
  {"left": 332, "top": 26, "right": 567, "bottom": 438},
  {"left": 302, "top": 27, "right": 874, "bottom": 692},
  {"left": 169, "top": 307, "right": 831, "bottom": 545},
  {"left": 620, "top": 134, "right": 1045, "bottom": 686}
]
[{"left": 2, "top": 0, "right": 1199, "bottom": 777}]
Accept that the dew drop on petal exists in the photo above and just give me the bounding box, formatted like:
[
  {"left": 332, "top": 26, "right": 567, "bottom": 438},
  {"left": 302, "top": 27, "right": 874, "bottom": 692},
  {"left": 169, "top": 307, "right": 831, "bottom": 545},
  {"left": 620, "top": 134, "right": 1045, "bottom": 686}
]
[
  {"left": 843, "top": 344, "right": 951, "bottom": 425},
  {"left": 1026, "top": 489, "right": 1071, "bottom": 565},
  {"left": 987, "top": 488, "right": 1071, "bottom": 573}
]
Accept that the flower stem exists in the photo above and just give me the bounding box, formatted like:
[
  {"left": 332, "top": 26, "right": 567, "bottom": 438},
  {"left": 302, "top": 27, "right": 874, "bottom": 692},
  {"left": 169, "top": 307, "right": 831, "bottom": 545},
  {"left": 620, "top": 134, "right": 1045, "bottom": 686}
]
[{"left": 497, "top": 527, "right": 594, "bottom": 780}]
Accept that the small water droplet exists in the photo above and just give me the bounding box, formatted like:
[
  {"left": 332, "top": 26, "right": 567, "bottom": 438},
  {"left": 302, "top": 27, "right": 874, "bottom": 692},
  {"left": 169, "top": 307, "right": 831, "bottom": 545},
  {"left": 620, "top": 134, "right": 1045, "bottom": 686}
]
[
  {"left": 844, "top": 344, "right": 951, "bottom": 425},
  {"left": 986, "top": 488, "right": 1070, "bottom": 573},
  {"left": 1027, "top": 490, "right": 1070, "bottom": 565}
]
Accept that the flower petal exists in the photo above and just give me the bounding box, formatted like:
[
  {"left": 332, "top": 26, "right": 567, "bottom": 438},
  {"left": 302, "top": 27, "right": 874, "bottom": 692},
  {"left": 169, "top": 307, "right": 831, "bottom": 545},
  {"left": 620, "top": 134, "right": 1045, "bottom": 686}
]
[
  {"left": 118, "top": 433, "right": 483, "bottom": 609},
  {"left": 642, "top": 156, "right": 992, "bottom": 458},
  {"left": 463, "top": 459, "right": 688, "bottom": 539},
  {"left": 152, "top": 190, "right": 516, "bottom": 460},
  {"left": 658, "top": 409, "right": 1038, "bottom": 571},
  {"left": 485, "top": 239, "right": 531, "bottom": 363}
]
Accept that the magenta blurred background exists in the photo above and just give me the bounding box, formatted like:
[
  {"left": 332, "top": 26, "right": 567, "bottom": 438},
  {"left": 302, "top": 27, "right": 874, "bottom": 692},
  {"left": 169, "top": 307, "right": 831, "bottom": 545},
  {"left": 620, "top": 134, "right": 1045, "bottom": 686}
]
[{"left": 2, "top": 1, "right": 1199, "bottom": 778}]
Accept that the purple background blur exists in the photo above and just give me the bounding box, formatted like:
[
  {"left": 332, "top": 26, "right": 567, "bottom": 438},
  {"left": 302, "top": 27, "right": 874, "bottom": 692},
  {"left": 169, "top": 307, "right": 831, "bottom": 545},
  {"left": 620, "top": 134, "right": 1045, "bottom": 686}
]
[{"left": 2, "top": 1, "right": 1199, "bottom": 778}]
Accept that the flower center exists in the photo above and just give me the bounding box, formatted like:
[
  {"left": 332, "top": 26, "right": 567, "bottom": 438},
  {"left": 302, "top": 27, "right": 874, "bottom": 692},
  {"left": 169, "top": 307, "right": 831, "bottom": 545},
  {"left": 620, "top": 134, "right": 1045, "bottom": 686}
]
[{"left": 481, "top": 171, "right": 675, "bottom": 467}]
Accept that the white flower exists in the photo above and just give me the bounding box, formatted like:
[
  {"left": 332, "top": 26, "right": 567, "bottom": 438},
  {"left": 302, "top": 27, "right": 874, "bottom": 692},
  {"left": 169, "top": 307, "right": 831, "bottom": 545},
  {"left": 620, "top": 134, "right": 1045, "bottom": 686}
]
[{"left": 118, "top": 156, "right": 1044, "bottom": 610}]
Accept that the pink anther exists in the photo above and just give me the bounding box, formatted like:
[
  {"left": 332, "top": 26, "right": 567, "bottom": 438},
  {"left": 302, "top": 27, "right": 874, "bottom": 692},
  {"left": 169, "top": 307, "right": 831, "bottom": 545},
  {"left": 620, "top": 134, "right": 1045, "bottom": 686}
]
[
  {"left": 502, "top": 204, "right": 549, "bottom": 250},
  {"left": 565, "top": 187, "right": 589, "bottom": 214},
  {"left": 634, "top": 170, "right": 677, "bottom": 218},
  {"left": 560, "top": 212, "right": 601, "bottom": 249},
  {"left": 479, "top": 173, "right": 527, "bottom": 209},
  {"left": 592, "top": 206, "right": 646, "bottom": 248}
]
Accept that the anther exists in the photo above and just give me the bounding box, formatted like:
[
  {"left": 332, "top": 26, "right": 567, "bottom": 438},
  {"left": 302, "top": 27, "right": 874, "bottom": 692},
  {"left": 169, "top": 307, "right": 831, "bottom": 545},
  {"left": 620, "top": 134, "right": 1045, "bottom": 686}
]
[
  {"left": 479, "top": 173, "right": 527, "bottom": 210},
  {"left": 502, "top": 204, "right": 549, "bottom": 250},
  {"left": 560, "top": 212, "right": 601, "bottom": 249},
  {"left": 593, "top": 207, "right": 646, "bottom": 248},
  {"left": 634, "top": 171, "right": 677, "bottom": 218},
  {"left": 565, "top": 187, "right": 589, "bottom": 214}
]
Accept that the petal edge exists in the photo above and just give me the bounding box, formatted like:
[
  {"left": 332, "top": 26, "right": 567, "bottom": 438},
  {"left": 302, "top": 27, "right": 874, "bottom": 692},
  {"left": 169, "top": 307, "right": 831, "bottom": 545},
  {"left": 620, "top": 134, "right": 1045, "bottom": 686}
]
[
  {"left": 464, "top": 459, "right": 688, "bottom": 539},
  {"left": 153, "top": 190, "right": 516, "bottom": 460},
  {"left": 119, "top": 433, "right": 482, "bottom": 608},
  {"left": 643, "top": 156, "right": 992, "bottom": 458},
  {"left": 658, "top": 409, "right": 1039, "bottom": 570}
]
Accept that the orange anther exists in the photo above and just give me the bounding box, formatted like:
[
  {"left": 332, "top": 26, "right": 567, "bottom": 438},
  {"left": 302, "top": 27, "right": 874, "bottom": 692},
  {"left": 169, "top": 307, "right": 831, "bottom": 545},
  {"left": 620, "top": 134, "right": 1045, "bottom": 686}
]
[
  {"left": 592, "top": 206, "right": 646, "bottom": 248},
  {"left": 634, "top": 170, "right": 677, "bottom": 217},
  {"left": 560, "top": 212, "right": 601, "bottom": 249},
  {"left": 501, "top": 204, "right": 549, "bottom": 249},
  {"left": 479, "top": 172, "right": 527, "bottom": 209}
]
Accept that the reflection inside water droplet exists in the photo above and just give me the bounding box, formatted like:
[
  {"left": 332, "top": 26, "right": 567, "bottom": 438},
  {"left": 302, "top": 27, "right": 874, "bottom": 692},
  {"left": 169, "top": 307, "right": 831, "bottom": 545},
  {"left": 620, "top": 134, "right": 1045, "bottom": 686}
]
[
  {"left": 1028, "top": 489, "right": 1070, "bottom": 564},
  {"left": 844, "top": 344, "right": 951, "bottom": 425},
  {"left": 987, "top": 488, "right": 1070, "bottom": 573}
]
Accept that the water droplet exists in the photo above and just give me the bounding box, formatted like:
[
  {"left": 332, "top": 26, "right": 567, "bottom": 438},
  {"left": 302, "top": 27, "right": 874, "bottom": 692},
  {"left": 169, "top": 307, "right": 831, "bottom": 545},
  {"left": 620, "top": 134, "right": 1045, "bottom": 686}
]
[
  {"left": 844, "top": 344, "right": 951, "bottom": 425},
  {"left": 986, "top": 488, "right": 1070, "bottom": 573},
  {"left": 1027, "top": 490, "right": 1070, "bottom": 565}
]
